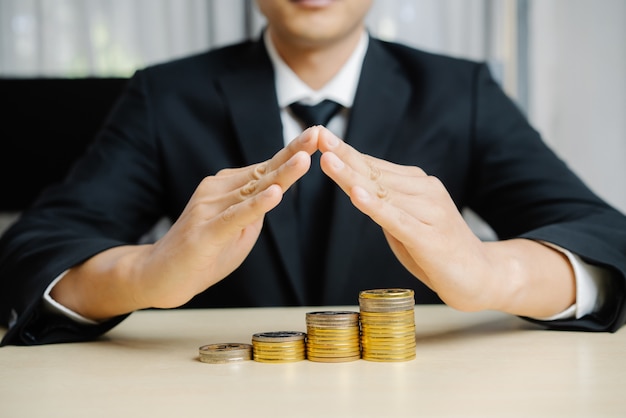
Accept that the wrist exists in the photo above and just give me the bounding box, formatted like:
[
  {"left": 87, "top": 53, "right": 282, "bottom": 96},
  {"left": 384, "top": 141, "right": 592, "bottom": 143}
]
[
  {"left": 52, "top": 245, "right": 152, "bottom": 320},
  {"left": 482, "top": 240, "right": 526, "bottom": 313},
  {"left": 483, "top": 239, "right": 576, "bottom": 318}
]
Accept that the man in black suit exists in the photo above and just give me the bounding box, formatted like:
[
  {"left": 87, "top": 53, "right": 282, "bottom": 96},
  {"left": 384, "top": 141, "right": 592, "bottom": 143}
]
[{"left": 1, "top": 0, "right": 626, "bottom": 346}]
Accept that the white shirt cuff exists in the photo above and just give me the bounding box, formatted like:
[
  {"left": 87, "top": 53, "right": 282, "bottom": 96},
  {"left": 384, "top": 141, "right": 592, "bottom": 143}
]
[
  {"left": 43, "top": 270, "right": 99, "bottom": 325},
  {"left": 535, "top": 242, "right": 608, "bottom": 321}
]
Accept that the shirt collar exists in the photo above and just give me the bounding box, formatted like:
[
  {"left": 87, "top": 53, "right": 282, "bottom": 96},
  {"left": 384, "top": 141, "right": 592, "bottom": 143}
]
[{"left": 263, "top": 30, "right": 368, "bottom": 109}]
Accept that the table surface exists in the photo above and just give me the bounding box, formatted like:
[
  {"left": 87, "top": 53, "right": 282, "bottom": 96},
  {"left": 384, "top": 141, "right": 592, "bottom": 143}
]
[{"left": 1, "top": 305, "right": 625, "bottom": 418}]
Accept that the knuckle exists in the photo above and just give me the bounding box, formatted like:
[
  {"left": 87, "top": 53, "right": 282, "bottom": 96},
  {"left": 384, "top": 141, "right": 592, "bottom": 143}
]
[
  {"left": 197, "top": 175, "right": 215, "bottom": 193},
  {"left": 376, "top": 184, "right": 389, "bottom": 200},
  {"left": 425, "top": 175, "right": 444, "bottom": 191},
  {"left": 252, "top": 163, "right": 268, "bottom": 180},
  {"left": 368, "top": 162, "right": 382, "bottom": 181},
  {"left": 215, "top": 167, "right": 233, "bottom": 177},
  {"left": 239, "top": 180, "right": 257, "bottom": 197},
  {"left": 221, "top": 205, "right": 235, "bottom": 223},
  {"left": 410, "top": 166, "right": 427, "bottom": 177}
]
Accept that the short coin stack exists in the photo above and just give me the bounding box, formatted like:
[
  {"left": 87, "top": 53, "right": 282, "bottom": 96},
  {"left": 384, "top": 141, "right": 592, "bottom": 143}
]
[
  {"left": 251, "top": 331, "right": 307, "bottom": 363},
  {"left": 305, "top": 311, "right": 361, "bottom": 363},
  {"left": 359, "top": 288, "right": 416, "bottom": 362},
  {"left": 198, "top": 343, "right": 253, "bottom": 364}
]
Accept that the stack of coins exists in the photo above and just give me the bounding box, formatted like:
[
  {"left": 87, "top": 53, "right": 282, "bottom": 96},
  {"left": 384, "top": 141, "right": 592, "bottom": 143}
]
[
  {"left": 359, "top": 288, "right": 416, "bottom": 362},
  {"left": 251, "top": 331, "right": 307, "bottom": 363},
  {"left": 198, "top": 343, "right": 252, "bottom": 364},
  {"left": 305, "top": 311, "right": 361, "bottom": 363}
]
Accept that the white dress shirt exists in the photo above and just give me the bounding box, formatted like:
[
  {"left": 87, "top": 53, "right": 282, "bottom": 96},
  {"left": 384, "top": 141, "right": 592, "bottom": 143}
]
[{"left": 43, "top": 30, "right": 606, "bottom": 324}]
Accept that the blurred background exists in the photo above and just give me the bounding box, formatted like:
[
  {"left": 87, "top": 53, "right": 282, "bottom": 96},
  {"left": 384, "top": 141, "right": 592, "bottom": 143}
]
[{"left": 1, "top": 0, "right": 624, "bottom": 234}]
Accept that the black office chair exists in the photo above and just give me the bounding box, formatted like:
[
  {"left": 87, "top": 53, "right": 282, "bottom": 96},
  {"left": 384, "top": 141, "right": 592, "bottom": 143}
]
[{"left": 0, "top": 77, "right": 128, "bottom": 212}]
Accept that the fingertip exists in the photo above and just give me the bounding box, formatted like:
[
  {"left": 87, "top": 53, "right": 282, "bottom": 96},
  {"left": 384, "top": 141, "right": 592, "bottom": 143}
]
[
  {"left": 297, "top": 127, "right": 312, "bottom": 143},
  {"left": 258, "top": 184, "right": 284, "bottom": 211},
  {"left": 287, "top": 150, "right": 309, "bottom": 167},
  {"left": 299, "top": 126, "right": 320, "bottom": 145},
  {"left": 320, "top": 151, "right": 344, "bottom": 171},
  {"left": 263, "top": 183, "right": 283, "bottom": 198},
  {"left": 318, "top": 127, "right": 340, "bottom": 151}
]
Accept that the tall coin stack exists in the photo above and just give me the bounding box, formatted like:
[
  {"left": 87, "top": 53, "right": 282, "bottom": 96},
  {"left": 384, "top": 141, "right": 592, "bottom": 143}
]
[
  {"left": 358, "top": 288, "right": 416, "bottom": 362},
  {"left": 251, "top": 331, "right": 306, "bottom": 363},
  {"left": 305, "top": 311, "right": 361, "bottom": 363}
]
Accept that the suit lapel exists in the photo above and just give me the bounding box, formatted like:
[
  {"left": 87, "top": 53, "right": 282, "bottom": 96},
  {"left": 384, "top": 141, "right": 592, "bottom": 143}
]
[
  {"left": 322, "top": 38, "right": 412, "bottom": 303},
  {"left": 217, "top": 41, "right": 306, "bottom": 305}
]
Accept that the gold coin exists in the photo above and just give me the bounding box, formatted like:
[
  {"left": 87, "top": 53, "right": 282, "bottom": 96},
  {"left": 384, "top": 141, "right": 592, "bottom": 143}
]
[
  {"left": 307, "top": 323, "right": 359, "bottom": 329},
  {"left": 362, "top": 354, "right": 416, "bottom": 362},
  {"left": 253, "top": 352, "right": 306, "bottom": 360},
  {"left": 359, "top": 288, "right": 415, "bottom": 299},
  {"left": 253, "top": 349, "right": 305, "bottom": 356},
  {"left": 307, "top": 353, "right": 361, "bottom": 360},
  {"left": 307, "top": 328, "right": 360, "bottom": 336},
  {"left": 307, "top": 355, "right": 361, "bottom": 363},
  {"left": 306, "top": 340, "right": 361, "bottom": 347},
  {"left": 359, "top": 310, "right": 415, "bottom": 318},
  {"left": 308, "top": 345, "right": 360, "bottom": 352},
  {"left": 306, "top": 311, "right": 359, "bottom": 319},
  {"left": 360, "top": 328, "right": 416, "bottom": 337},
  {"left": 253, "top": 356, "right": 306, "bottom": 363},
  {"left": 252, "top": 344, "right": 306, "bottom": 351},
  {"left": 361, "top": 345, "right": 416, "bottom": 354},
  {"left": 361, "top": 344, "right": 417, "bottom": 353},
  {"left": 251, "top": 341, "right": 306, "bottom": 348}
]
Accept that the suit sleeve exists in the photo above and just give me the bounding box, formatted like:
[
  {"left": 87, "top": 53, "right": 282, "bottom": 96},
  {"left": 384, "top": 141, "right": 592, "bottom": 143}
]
[{"left": 467, "top": 63, "right": 626, "bottom": 332}]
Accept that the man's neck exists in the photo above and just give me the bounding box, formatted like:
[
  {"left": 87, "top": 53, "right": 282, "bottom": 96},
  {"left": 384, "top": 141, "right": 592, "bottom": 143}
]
[{"left": 267, "top": 28, "right": 365, "bottom": 90}]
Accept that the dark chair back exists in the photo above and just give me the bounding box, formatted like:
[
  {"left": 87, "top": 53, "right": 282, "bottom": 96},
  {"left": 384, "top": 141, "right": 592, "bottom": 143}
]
[{"left": 0, "top": 78, "right": 128, "bottom": 211}]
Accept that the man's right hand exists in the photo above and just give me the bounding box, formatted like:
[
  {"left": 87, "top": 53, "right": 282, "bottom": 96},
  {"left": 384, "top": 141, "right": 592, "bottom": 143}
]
[{"left": 50, "top": 127, "right": 323, "bottom": 320}]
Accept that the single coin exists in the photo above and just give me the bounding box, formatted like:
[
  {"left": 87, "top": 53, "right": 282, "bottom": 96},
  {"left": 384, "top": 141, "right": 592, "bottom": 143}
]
[
  {"left": 253, "top": 356, "right": 306, "bottom": 363},
  {"left": 306, "top": 311, "right": 359, "bottom": 322},
  {"left": 252, "top": 331, "right": 306, "bottom": 342},
  {"left": 306, "top": 328, "right": 360, "bottom": 336},
  {"left": 253, "top": 351, "right": 306, "bottom": 360},
  {"left": 307, "top": 354, "right": 361, "bottom": 363},
  {"left": 359, "top": 288, "right": 415, "bottom": 299},
  {"left": 251, "top": 341, "right": 307, "bottom": 349},
  {"left": 362, "top": 353, "right": 416, "bottom": 362},
  {"left": 306, "top": 310, "right": 359, "bottom": 317}
]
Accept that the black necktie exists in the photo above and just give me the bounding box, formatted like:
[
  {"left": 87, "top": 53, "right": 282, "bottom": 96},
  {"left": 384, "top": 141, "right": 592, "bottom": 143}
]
[
  {"left": 289, "top": 100, "right": 342, "bottom": 130},
  {"left": 289, "top": 99, "right": 342, "bottom": 303}
]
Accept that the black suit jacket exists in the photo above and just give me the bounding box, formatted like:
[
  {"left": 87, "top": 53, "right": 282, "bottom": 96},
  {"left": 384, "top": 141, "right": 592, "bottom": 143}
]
[{"left": 2, "top": 37, "right": 626, "bottom": 345}]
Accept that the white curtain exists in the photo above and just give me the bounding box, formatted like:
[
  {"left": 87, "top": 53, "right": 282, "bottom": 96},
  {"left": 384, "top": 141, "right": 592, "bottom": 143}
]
[
  {"left": 0, "top": 0, "right": 248, "bottom": 77},
  {"left": 1, "top": 0, "right": 512, "bottom": 82}
]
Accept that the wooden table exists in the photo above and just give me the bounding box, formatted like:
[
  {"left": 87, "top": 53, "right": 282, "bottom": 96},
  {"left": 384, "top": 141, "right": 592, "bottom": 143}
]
[{"left": 1, "top": 306, "right": 624, "bottom": 417}]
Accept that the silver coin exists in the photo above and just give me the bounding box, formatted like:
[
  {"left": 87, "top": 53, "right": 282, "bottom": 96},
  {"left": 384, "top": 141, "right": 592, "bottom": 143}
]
[{"left": 252, "top": 331, "right": 306, "bottom": 342}]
